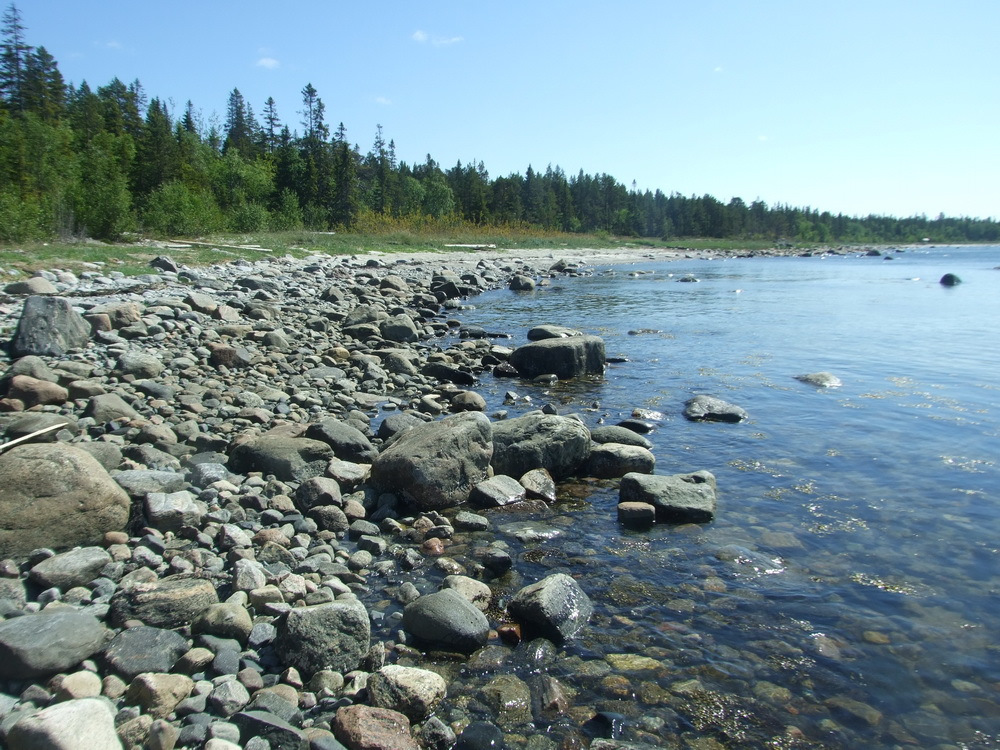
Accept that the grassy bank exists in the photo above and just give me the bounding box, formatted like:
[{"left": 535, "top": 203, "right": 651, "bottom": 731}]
[{"left": 0, "top": 228, "right": 805, "bottom": 278}]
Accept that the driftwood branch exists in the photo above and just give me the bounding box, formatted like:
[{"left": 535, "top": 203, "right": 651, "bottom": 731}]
[{"left": 0, "top": 423, "right": 65, "bottom": 454}]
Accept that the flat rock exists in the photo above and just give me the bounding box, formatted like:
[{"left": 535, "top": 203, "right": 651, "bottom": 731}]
[
  {"left": 590, "top": 425, "right": 653, "bottom": 449},
  {"left": 227, "top": 436, "right": 333, "bottom": 482},
  {"left": 583, "top": 443, "right": 655, "bottom": 478},
  {"left": 619, "top": 470, "right": 717, "bottom": 523},
  {"left": 103, "top": 626, "right": 191, "bottom": 681},
  {"left": 109, "top": 576, "right": 219, "bottom": 629},
  {"left": 794, "top": 372, "right": 842, "bottom": 388},
  {"left": 468, "top": 474, "right": 526, "bottom": 508},
  {"left": 28, "top": 546, "right": 111, "bottom": 591},
  {"left": 333, "top": 705, "right": 418, "bottom": 750},
  {"left": 0, "top": 609, "right": 109, "bottom": 680},
  {"left": 509, "top": 335, "right": 605, "bottom": 380}
]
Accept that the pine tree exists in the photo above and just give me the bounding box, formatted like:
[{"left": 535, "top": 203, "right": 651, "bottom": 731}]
[
  {"left": 223, "top": 88, "right": 259, "bottom": 157},
  {"left": 0, "top": 2, "right": 30, "bottom": 112},
  {"left": 260, "top": 96, "right": 280, "bottom": 153},
  {"left": 22, "top": 45, "right": 63, "bottom": 121},
  {"left": 330, "top": 128, "right": 358, "bottom": 227}
]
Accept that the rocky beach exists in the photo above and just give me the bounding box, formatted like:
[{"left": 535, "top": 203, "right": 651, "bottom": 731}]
[{"left": 0, "top": 243, "right": 738, "bottom": 750}]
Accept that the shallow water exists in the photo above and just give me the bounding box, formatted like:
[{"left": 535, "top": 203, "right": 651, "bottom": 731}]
[{"left": 431, "top": 246, "right": 1000, "bottom": 748}]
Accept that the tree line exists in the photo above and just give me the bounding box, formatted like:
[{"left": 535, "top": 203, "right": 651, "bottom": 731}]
[{"left": 2, "top": 3, "right": 997, "bottom": 245}]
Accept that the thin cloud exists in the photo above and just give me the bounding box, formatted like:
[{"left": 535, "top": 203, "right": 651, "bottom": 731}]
[
  {"left": 256, "top": 57, "right": 280, "bottom": 70},
  {"left": 374, "top": 96, "right": 392, "bottom": 106},
  {"left": 412, "top": 29, "right": 463, "bottom": 47}
]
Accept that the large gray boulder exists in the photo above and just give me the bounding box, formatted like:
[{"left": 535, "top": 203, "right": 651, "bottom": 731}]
[
  {"left": 619, "top": 470, "right": 717, "bottom": 523},
  {"left": 369, "top": 412, "right": 493, "bottom": 511},
  {"left": 506, "top": 573, "right": 593, "bottom": 644},
  {"left": 683, "top": 395, "right": 748, "bottom": 423},
  {"left": 274, "top": 599, "right": 371, "bottom": 677},
  {"left": 305, "top": 418, "right": 377, "bottom": 463},
  {"left": 228, "top": 436, "right": 334, "bottom": 482},
  {"left": 0, "top": 444, "right": 131, "bottom": 558},
  {"left": 583, "top": 443, "right": 655, "bottom": 478},
  {"left": 491, "top": 413, "right": 591, "bottom": 480},
  {"left": 7, "top": 698, "right": 121, "bottom": 750},
  {"left": 9, "top": 296, "right": 90, "bottom": 357},
  {"left": 402, "top": 589, "right": 490, "bottom": 653},
  {"left": 509, "top": 335, "right": 605, "bottom": 380},
  {"left": 0, "top": 610, "right": 109, "bottom": 679}
]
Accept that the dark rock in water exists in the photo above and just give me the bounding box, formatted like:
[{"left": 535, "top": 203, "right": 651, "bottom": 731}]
[
  {"left": 794, "top": 372, "right": 842, "bottom": 388},
  {"left": 455, "top": 721, "right": 504, "bottom": 750},
  {"left": 103, "top": 626, "right": 190, "bottom": 680},
  {"left": 617, "top": 501, "right": 656, "bottom": 528},
  {"left": 370, "top": 412, "right": 493, "bottom": 510},
  {"left": 228, "top": 436, "right": 333, "bottom": 482},
  {"left": 527, "top": 324, "right": 583, "bottom": 340},
  {"left": 0, "top": 609, "right": 108, "bottom": 679},
  {"left": 590, "top": 425, "right": 652, "bottom": 449},
  {"left": 676, "top": 274, "right": 699, "bottom": 282},
  {"left": 469, "top": 474, "right": 526, "bottom": 508},
  {"left": 509, "top": 335, "right": 605, "bottom": 380},
  {"left": 507, "top": 573, "right": 593, "bottom": 644},
  {"left": 583, "top": 443, "right": 655, "bottom": 478},
  {"left": 10, "top": 296, "right": 91, "bottom": 357},
  {"left": 939, "top": 273, "right": 962, "bottom": 286},
  {"left": 509, "top": 274, "right": 536, "bottom": 291},
  {"left": 274, "top": 599, "right": 370, "bottom": 676},
  {"left": 616, "top": 418, "right": 655, "bottom": 434},
  {"left": 491, "top": 413, "right": 591, "bottom": 480},
  {"left": 0, "top": 444, "right": 130, "bottom": 558},
  {"left": 402, "top": 589, "right": 490, "bottom": 652},
  {"left": 422, "top": 361, "right": 477, "bottom": 386},
  {"left": 519, "top": 467, "right": 556, "bottom": 503},
  {"left": 619, "top": 470, "right": 717, "bottom": 523},
  {"left": 683, "top": 395, "right": 749, "bottom": 423}
]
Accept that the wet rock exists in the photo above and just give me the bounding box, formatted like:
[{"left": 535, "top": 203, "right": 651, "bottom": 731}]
[
  {"left": 0, "top": 609, "right": 108, "bottom": 680},
  {"left": 509, "top": 335, "right": 605, "bottom": 380},
  {"left": 370, "top": 412, "right": 493, "bottom": 511},
  {"left": 479, "top": 673, "right": 532, "bottom": 730},
  {"left": 939, "top": 273, "right": 962, "bottom": 286},
  {"left": 491, "top": 413, "right": 591, "bottom": 480},
  {"left": 509, "top": 274, "right": 536, "bottom": 291},
  {"left": 583, "top": 443, "right": 655, "bottom": 478},
  {"left": 527, "top": 324, "right": 583, "bottom": 340},
  {"left": 469, "top": 474, "right": 526, "bottom": 508},
  {"left": 402, "top": 588, "right": 490, "bottom": 652},
  {"left": 454, "top": 721, "right": 504, "bottom": 750},
  {"left": 620, "top": 471, "right": 717, "bottom": 523},
  {"left": 10, "top": 296, "right": 91, "bottom": 357},
  {"left": 0, "top": 444, "right": 130, "bottom": 558},
  {"left": 6, "top": 698, "right": 120, "bottom": 750},
  {"left": 794, "top": 371, "right": 842, "bottom": 388},
  {"left": 617, "top": 501, "right": 656, "bottom": 527},
  {"left": 590, "top": 425, "right": 653, "bottom": 449},
  {"left": 507, "top": 573, "right": 593, "bottom": 644},
  {"left": 103, "top": 626, "right": 191, "bottom": 681},
  {"left": 519, "top": 467, "right": 556, "bottom": 503},
  {"left": 683, "top": 395, "right": 749, "bottom": 423},
  {"left": 367, "top": 664, "right": 447, "bottom": 721},
  {"left": 333, "top": 704, "right": 418, "bottom": 750},
  {"left": 274, "top": 599, "right": 371, "bottom": 676},
  {"left": 228, "top": 436, "right": 334, "bottom": 482}
]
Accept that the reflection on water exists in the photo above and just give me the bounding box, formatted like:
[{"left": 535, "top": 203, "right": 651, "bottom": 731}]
[{"left": 444, "top": 247, "right": 1000, "bottom": 747}]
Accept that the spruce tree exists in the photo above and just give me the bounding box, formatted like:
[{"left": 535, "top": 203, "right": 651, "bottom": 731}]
[{"left": 0, "top": 2, "right": 30, "bottom": 111}]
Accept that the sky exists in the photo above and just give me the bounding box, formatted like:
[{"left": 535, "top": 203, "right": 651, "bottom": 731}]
[{"left": 15, "top": 0, "right": 1000, "bottom": 220}]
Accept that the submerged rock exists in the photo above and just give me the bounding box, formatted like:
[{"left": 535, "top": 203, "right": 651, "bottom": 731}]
[
  {"left": 507, "top": 573, "right": 593, "bottom": 644},
  {"left": 794, "top": 372, "right": 842, "bottom": 388},
  {"left": 683, "top": 394, "right": 749, "bottom": 423},
  {"left": 939, "top": 273, "right": 962, "bottom": 286}
]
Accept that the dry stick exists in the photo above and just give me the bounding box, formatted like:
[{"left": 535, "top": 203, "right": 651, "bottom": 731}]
[{"left": 0, "top": 423, "right": 65, "bottom": 454}]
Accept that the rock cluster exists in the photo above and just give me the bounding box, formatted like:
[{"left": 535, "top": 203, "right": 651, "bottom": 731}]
[{"left": 0, "top": 251, "right": 712, "bottom": 749}]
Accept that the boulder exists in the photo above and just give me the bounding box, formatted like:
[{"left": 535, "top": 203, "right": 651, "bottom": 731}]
[
  {"left": 402, "top": 589, "right": 490, "bottom": 652},
  {"left": 619, "top": 471, "right": 717, "bottom": 523},
  {"left": 274, "top": 599, "right": 371, "bottom": 676},
  {"left": 468, "top": 474, "right": 526, "bottom": 508},
  {"left": 683, "top": 395, "right": 749, "bottom": 423},
  {"left": 6, "top": 374, "right": 68, "bottom": 407},
  {"left": 109, "top": 576, "right": 219, "bottom": 629},
  {"left": 0, "top": 444, "right": 130, "bottom": 558},
  {"left": 28, "top": 546, "right": 111, "bottom": 591},
  {"left": 0, "top": 610, "right": 109, "bottom": 679},
  {"left": 117, "top": 350, "right": 164, "bottom": 379},
  {"left": 509, "top": 274, "right": 536, "bottom": 291},
  {"left": 506, "top": 573, "right": 593, "bottom": 644},
  {"left": 9, "top": 296, "right": 90, "bottom": 357},
  {"left": 519, "top": 468, "right": 556, "bottom": 503},
  {"left": 6, "top": 698, "right": 121, "bottom": 750},
  {"left": 491, "top": 413, "right": 591, "bottom": 480},
  {"left": 583, "top": 443, "right": 655, "bottom": 478},
  {"left": 124, "top": 673, "right": 194, "bottom": 719},
  {"left": 228, "top": 436, "right": 334, "bottom": 482},
  {"left": 145, "top": 491, "right": 206, "bottom": 532},
  {"left": 526, "top": 324, "right": 583, "bottom": 340},
  {"left": 940, "top": 273, "right": 962, "bottom": 286},
  {"left": 305, "top": 418, "right": 377, "bottom": 463},
  {"left": 590, "top": 425, "right": 653, "bottom": 449},
  {"left": 369, "top": 412, "right": 493, "bottom": 511},
  {"left": 367, "top": 665, "right": 448, "bottom": 721},
  {"left": 4, "top": 276, "right": 57, "bottom": 295},
  {"left": 83, "top": 393, "right": 140, "bottom": 422},
  {"left": 509, "top": 335, "right": 605, "bottom": 380}
]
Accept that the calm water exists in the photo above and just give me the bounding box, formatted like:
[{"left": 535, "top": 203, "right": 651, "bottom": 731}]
[{"left": 441, "top": 246, "right": 1000, "bottom": 748}]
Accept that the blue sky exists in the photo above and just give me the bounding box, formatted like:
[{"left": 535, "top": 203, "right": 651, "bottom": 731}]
[{"left": 18, "top": 0, "right": 1000, "bottom": 219}]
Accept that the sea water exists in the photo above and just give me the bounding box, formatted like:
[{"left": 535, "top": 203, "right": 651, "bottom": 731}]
[{"left": 446, "top": 245, "right": 1000, "bottom": 747}]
